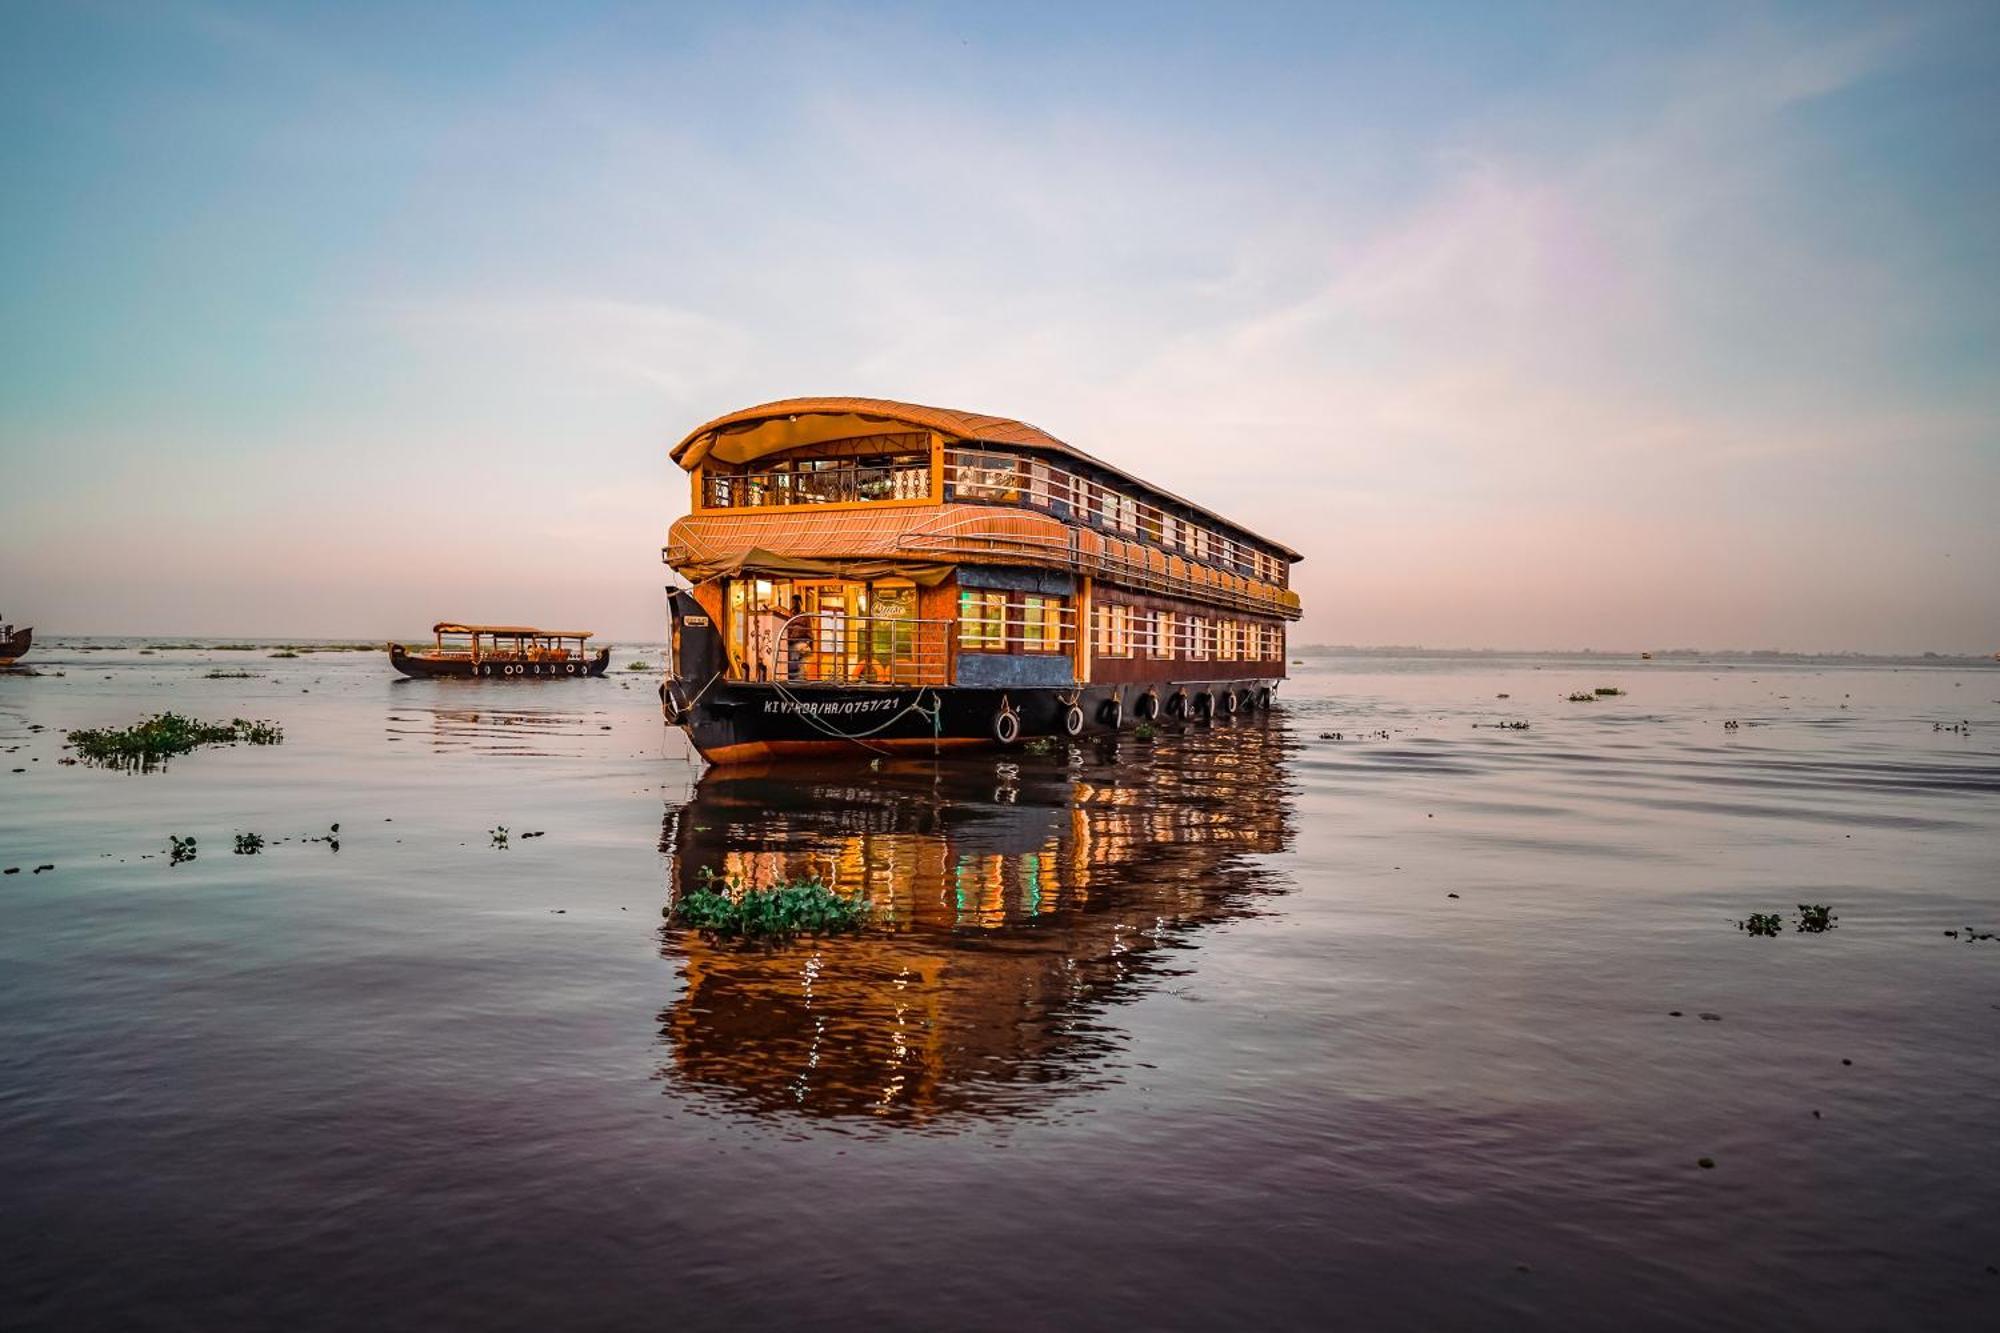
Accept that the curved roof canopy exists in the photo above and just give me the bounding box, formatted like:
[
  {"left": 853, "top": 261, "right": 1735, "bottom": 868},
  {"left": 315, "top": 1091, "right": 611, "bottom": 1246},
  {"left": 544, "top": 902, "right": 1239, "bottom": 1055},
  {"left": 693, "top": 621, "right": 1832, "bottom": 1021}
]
[
  {"left": 671, "top": 396, "right": 1302, "bottom": 562},
  {"left": 434, "top": 623, "right": 593, "bottom": 638}
]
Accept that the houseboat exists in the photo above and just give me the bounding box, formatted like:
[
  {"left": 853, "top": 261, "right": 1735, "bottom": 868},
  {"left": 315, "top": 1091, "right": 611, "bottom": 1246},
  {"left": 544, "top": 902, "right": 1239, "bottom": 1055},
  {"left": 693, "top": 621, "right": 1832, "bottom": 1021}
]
[
  {"left": 0, "top": 619, "right": 29, "bottom": 665},
  {"left": 388, "top": 623, "right": 610, "bottom": 679},
  {"left": 660, "top": 397, "right": 1302, "bottom": 763}
]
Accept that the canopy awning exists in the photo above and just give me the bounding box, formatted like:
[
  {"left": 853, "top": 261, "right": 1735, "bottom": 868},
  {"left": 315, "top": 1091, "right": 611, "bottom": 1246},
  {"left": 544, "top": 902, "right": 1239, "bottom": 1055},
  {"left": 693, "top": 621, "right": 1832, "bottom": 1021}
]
[
  {"left": 433, "top": 623, "right": 594, "bottom": 638},
  {"left": 672, "top": 547, "right": 955, "bottom": 587}
]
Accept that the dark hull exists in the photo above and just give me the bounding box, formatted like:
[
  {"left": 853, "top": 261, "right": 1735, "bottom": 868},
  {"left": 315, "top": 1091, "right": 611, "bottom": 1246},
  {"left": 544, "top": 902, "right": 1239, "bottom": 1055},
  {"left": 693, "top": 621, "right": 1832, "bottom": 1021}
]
[
  {"left": 0, "top": 626, "right": 28, "bottom": 663},
  {"left": 389, "top": 645, "right": 610, "bottom": 679},
  {"left": 661, "top": 587, "right": 1280, "bottom": 764},
  {"left": 661, "top": 676, "right": 1279, "bottom": 765}
]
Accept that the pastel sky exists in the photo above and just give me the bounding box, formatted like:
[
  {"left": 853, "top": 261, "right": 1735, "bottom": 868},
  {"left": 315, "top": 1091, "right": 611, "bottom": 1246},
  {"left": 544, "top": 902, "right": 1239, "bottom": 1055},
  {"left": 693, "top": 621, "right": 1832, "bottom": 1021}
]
[{"left": 3, "top": 1, "right": 1996, "bottom": 650}]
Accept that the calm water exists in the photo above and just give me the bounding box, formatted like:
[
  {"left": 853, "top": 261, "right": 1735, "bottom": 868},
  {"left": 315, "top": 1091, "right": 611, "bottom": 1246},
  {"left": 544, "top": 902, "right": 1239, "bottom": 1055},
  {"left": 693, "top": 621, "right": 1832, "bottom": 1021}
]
[{"left": 3, "top": 643, "right": 1998, "bottom": 1330}]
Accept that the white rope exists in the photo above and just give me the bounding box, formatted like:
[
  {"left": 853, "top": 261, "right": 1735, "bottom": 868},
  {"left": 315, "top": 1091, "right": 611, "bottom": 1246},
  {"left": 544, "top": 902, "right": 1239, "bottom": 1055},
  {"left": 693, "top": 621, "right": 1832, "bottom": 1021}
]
[{"left": 765, "top": 679, "right": 944, "bottom": 756}]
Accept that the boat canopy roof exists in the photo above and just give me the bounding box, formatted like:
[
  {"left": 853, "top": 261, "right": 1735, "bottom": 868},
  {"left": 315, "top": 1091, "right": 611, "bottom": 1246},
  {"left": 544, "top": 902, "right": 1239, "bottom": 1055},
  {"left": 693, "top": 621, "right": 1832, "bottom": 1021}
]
[
  {"left": 433, "top": 623, "right": 593, "bottom": 639},
  {"left": 671, "top": 396, "right": 1304, "bottom": 563}
]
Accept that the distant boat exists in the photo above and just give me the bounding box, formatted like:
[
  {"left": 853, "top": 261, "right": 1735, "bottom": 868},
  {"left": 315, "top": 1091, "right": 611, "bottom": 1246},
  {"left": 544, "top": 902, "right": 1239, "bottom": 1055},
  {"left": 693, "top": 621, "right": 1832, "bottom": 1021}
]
[
  {"left": 388, "top": 623, "right": 609, "bottom": 679},
  {"left": 0, "top": 621, "right": 30, "bottom": 664}
]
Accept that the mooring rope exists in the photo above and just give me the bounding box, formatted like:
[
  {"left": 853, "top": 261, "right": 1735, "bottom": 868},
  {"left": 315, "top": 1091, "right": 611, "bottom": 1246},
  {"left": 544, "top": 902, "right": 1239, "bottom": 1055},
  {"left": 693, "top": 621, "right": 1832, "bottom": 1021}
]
[{"left": 766, "top": 679, "right": 942, "bottom": 756}]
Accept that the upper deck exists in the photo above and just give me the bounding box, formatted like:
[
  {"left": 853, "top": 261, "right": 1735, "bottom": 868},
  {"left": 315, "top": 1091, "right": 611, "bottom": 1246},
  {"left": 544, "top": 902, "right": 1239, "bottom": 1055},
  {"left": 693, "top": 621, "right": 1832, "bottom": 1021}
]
[{"left": 666, "top": 397, "right": 1302, "bottom": 620}]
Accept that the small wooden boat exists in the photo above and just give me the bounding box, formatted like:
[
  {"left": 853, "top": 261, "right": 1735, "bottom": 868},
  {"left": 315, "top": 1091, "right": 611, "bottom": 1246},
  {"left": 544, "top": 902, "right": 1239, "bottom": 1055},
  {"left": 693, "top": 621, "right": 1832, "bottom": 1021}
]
[
  {"left": 0, "top": 621, "right": 30, "bottom": 665},
  {"left": 388, "top": 623, "right": 610, "bottom": 679}
]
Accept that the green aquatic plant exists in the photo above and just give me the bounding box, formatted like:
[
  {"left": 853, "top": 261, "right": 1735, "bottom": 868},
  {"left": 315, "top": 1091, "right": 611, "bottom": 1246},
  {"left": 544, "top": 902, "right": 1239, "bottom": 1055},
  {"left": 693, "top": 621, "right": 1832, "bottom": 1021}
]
[
  {"left": 1022, "top": 736, "right": 1056, "bottom": 756},
  {"left": 1566, "top": 692, "right": 1597, "bottom": 703},
  {"left": 490, "top": 825, "right": 510, "bottom": 850},
  {"left": 269, "top": 650, "right": 300, "bottom": 659},
  {"left": 669, "top": 868, "right": 871, "bottom": 938},
  {"left": 66, "top": 713, "right": 284, "bottom": 770},
  {"left": 168, "top": 834, "right": 197, "bottom": 865},
  {"left": 1739, "top": 912, "right": 1783, "bottom": 937},
  {"left": 234, "top": 832, "right": 264, "bottom": 855},
  {"left": 1796, "top": 904, "right": 1837, "bottom": 933},
  {"left": 1594, "top": 686, "right": 1626, "bottom": 696},
  {"left": 204, "top": 669, "right": 260, "bottom": 679},
  {"left": 626, "top": 660, "right": 653, "bottom": 671},
  {"left": 1134, "top": 722, "right": 1157, "bottom": 741}
]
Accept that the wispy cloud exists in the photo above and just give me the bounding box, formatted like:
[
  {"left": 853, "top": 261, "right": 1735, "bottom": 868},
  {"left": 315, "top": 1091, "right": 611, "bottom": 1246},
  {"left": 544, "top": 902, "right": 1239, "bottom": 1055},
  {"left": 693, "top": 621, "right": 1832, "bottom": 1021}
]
[{"left": 0, "top": 2, "right": 1992, "bottom": 647}]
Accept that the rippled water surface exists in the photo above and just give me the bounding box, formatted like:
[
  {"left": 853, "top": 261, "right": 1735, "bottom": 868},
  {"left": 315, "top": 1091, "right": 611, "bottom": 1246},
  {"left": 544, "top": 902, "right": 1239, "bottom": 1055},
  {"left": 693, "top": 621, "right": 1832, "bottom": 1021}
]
[{"left": 3, "top": 644, "right": 1998, "bottom": 1330}]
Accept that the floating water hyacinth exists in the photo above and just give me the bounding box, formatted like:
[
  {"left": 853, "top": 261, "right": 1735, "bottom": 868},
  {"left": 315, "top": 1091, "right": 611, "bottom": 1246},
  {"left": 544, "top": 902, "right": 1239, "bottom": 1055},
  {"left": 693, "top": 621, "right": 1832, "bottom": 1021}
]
[
  {"left": 669, "top": 869, "right": 871, "bottom": 938},
  {"left": 66, "top": 713, "right": 284, "bottom": 771}
]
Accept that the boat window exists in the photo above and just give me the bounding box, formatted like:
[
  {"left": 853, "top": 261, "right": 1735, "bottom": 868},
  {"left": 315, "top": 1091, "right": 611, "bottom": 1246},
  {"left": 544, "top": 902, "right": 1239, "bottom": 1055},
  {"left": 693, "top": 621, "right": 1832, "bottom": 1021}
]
[
  {"left": 1019, "top": 595, "right": 1068, "bottom": 654},
  {"left": 954, "top": 452, "right": 1021, "bottom": 502},
  {"left": 959, "top": 590, "right": 1074, "bottom": 654},
  {"left": 1130, "top": 609, "right": 1158, "bottom": 657},
  {"left": 700, "top": 436, "right": 931, "bottom": 509},
  {"left": 1093, "top": 602, "right": 1131, "bottom": 658},
  {"left": 1182, "top": 616, "right": 1211, "bottom": 661},
  {"left": 958, "top": 591, "right": 1007, "bottom": 650}
]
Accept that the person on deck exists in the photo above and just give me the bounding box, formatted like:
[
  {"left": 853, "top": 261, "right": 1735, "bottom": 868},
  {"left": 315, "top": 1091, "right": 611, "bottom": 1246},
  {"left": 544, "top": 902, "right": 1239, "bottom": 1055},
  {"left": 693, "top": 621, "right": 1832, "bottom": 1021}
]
[
  {"left": 783, "top": 602, "right": 814, "bottom": 682},
  {"left": 750, "top": 599, "right": 780, "bottom": 682}
]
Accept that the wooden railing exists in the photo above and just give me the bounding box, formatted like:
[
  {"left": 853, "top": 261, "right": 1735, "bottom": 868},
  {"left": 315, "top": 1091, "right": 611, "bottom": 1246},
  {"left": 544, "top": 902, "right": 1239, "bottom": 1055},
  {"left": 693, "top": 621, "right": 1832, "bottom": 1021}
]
[
  {"left": 701, "top": 459, "right": 932, "bottom": 509},
  {"left": 740, "top": 614, "right": 952, "bottom": 687},
  {"left": 900, "top": 518, "right": 1299, "bottom": 620},
  {"left": 955, "top": 598, "right": 1077, "bottom": 654},
  {"left": 943, "top": 449, "right": 1288, "bottom": 587}
]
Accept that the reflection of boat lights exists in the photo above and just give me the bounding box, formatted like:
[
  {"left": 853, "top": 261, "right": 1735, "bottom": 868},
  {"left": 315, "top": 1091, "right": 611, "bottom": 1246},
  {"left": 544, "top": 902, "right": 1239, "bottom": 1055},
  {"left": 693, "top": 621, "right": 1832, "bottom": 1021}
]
[{"left": 659, "top": 726, "right": 1299, "bottom": 1126}]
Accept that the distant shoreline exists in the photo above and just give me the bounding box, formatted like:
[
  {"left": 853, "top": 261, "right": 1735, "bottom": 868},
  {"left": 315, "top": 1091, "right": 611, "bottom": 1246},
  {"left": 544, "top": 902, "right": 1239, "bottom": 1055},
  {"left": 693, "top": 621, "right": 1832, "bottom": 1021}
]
[{"left": 1298, "top": 645, "right": 2000, "bottom": 666}]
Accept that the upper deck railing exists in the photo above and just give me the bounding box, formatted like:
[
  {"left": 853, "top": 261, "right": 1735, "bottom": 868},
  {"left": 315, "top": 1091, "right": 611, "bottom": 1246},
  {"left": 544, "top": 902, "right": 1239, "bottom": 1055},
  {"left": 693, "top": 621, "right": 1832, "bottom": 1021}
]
[
  {"left": 942, "top": 449, "right": 1288, "bottom": 587},
  {"left": 701, "top": 458, "right": 932, "bottom": 509}
]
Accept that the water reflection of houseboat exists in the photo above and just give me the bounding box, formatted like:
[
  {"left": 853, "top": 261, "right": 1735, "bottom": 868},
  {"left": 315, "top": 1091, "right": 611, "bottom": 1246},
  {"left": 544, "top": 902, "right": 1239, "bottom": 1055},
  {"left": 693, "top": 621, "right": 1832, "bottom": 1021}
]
[
  {"left": 660, "top": 398, "right": 1303, "bottom": 763},
  {"left": 656, "top": 723, "right": 1296, "bottom": 1125}
]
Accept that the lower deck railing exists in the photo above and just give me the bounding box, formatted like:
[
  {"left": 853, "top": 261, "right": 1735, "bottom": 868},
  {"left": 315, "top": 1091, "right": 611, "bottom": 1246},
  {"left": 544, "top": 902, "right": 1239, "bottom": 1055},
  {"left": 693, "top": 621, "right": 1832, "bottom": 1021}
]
[{"left": 736, "top": 614, "right": 952, "bottom": 687}]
